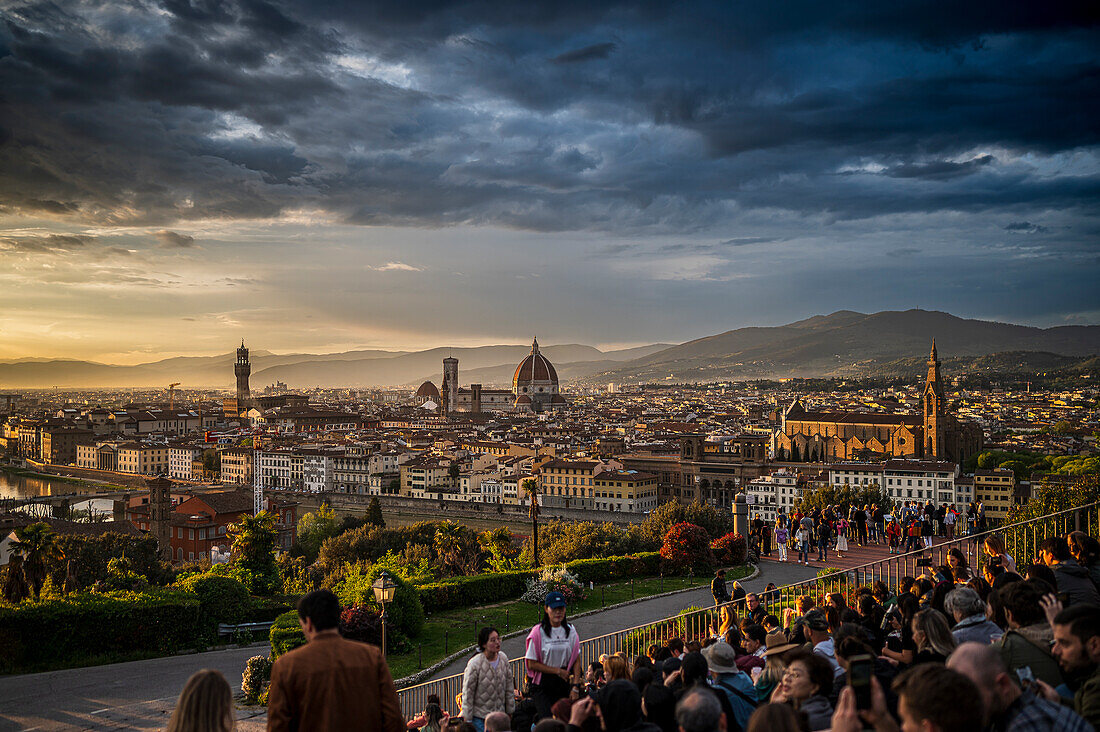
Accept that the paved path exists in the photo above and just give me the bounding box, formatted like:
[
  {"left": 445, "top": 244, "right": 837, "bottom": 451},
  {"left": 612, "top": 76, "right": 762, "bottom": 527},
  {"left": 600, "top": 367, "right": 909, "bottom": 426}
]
[
  {"left": 757, "top": 533, "right": 960, "bottom": 572},
  {"left": 426, "top": 559, "right": 818, "bottom": 682},
  {"left": 0, "top": 644, "right": 269, "bottom": 732}
]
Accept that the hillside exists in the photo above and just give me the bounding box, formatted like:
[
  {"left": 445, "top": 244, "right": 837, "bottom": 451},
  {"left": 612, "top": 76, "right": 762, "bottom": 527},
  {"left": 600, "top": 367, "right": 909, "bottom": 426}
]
[
  {"left": 587, "top": 310, "right": 1100, "bottom": 383},
  {"left": 0, "top": 342, "right": 672, "bottom": 389}
]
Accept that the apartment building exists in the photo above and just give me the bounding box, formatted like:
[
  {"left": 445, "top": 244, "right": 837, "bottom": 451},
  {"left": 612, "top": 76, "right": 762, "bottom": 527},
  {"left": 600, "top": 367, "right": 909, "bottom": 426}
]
[
  {"left": 219, "top": 448, "right": 254, "bottom": 485},
  {"left": 974, "top": 468, "right": 1016, "bottom": 523},
  {"left": 592, "top": 469, "right": 658, "bottom": 513},
  {"left": 116, "top": 442, "right": 169, "bottom": 475}
]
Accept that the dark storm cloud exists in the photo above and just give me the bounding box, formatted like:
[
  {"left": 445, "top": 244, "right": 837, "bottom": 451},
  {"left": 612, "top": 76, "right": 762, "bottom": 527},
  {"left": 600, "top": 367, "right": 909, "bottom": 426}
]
[
  {"left": 0, "top": 0, "right": 1096, "bottom": 242},
  {"left": 552, "top": 42, "right": 617, "bottom": 64},
  {"left": 1005, "top": 221, "right": 1048, "bottom": 233},
  {"left": 155, "top": 230, "right": 196, "bottom": 248}
]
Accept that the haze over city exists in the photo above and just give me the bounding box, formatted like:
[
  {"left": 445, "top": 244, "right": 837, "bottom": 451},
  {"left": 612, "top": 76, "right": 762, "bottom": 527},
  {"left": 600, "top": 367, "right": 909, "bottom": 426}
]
[{"left": 1, "top": 2, "right": 1098, "bottom": 364}]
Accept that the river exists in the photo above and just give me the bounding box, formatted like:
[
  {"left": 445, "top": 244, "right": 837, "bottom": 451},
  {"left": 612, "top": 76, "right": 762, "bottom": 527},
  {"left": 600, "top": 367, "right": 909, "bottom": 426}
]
[{"left": 0, "top": 468, "right": 119, "bottom": 516}]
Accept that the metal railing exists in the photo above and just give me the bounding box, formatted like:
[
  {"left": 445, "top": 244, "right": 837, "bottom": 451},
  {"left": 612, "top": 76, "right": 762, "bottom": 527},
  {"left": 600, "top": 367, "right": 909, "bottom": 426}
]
[{"left": 396, "top": 500, "right": 1099, "bottom": 719}]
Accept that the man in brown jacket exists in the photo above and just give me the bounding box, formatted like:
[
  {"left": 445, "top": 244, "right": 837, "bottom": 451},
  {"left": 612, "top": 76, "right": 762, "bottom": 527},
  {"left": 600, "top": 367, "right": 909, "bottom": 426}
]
[{"left": 267, "top": 589, "right": 405, "bottom": 732}]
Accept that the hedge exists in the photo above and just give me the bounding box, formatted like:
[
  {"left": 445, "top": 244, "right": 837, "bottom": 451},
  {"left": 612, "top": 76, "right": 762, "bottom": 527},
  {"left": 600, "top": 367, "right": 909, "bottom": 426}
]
[
  {"left": 270, "top": 610, "right": 306, "bottom": 660},
  {"left": 0, "top": 589, "right": 203, "bottom": 672},
  {"left": 416, "top": 553, "right": 665, "bottom": 613},
  {"left": 180, "top": 574, "right": 250, "bottom": 626},
  {"left": 418, "top": 570, "right": 533, "bottom": 614}
]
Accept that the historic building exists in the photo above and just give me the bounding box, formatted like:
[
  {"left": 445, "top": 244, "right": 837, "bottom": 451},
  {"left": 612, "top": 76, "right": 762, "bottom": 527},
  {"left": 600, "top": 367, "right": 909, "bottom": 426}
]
[
  {"left": 774, "top": 342, "right": 983, "bottom": 464},
  {"left": 420, "top": 337, "right": 568, "bottom": 414}
]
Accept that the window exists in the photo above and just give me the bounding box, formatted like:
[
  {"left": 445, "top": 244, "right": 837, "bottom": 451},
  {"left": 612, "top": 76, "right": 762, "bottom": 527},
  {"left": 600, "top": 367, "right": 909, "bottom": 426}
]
[{"left": 188, "top": 529, "right": 194, "bottom": 540}]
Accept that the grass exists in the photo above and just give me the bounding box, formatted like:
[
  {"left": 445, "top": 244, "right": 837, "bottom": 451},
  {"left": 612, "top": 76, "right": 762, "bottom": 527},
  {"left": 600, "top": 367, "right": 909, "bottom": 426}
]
[{"left": 388, "top": 565, "right": 753, "bottom": 681}]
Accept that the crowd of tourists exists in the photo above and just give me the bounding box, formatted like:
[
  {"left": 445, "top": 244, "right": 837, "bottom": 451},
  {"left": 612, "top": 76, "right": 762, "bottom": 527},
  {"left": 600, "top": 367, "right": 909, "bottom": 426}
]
[
  {"left": 160, "top": 526, "right": 1100, "bottom": 732},
  {"left": 748, "top": 500, "right": 992, "bottom": 564}
]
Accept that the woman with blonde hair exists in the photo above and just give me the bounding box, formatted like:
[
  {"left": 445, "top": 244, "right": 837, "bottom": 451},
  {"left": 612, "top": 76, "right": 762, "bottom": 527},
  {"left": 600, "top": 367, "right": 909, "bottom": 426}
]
[
  {"left": 604, "top": 654, "right": 632, "bottom": 682},
  {"left": 168, "top": 669, "right": 234, "bottom": 732},
  {"left": 911, "top": 608, "right": 956, "bottom": 665},
  {"left": 713, "top": 604, "right": 737, "bottom": 638}
]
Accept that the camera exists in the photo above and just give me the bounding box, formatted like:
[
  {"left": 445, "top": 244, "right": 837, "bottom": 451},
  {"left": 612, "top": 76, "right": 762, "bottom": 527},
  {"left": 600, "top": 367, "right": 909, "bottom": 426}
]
[{"left": 915, "top": 556, "right": 933, "bottom": 568}]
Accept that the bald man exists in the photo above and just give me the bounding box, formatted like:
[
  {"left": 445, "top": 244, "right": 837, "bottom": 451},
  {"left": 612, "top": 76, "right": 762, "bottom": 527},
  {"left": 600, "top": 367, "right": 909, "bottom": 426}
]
[{"left": 947, "top": 642, "right": 1090, "bottom": 732}]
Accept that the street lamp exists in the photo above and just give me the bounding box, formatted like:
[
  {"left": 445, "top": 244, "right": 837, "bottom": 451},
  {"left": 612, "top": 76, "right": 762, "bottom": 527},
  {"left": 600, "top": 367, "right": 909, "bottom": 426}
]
[{"left": 372, "top": 570, "right": 397, "bottom": 656}]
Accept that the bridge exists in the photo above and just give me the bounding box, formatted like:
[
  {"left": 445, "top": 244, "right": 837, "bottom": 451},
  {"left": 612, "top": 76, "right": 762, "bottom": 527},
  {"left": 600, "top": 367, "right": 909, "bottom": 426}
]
[{"left": 0, "top": 489, "right": 134, "bottom": 517}]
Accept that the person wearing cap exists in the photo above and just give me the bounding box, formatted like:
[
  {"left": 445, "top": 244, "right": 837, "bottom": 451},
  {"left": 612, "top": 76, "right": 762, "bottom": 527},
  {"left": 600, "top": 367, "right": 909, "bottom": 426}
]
[
  {"left": 702, "top": 642, "right": 758, "bottom": 731},
  {"left": 802, "top": 610, "right": 843, "bottom": 679},
  {"left": 524, "top": 591, "right": 582, "bottom": 721}
]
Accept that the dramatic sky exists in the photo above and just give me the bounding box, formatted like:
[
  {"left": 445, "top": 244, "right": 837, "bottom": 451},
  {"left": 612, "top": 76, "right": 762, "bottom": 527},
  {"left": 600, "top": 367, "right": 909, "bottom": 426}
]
[{"left": 1, "top": 1, "right": 1098, "bottom": 363}]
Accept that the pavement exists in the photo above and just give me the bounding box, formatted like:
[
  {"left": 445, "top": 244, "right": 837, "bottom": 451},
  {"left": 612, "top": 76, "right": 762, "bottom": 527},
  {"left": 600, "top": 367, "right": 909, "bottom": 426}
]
[
  {"left": 0, "top": 560, "right": 822, "bottom": 731},
  {"left": 757, "top": 532, "right": 960, "bottom": 572},
  {"left": 0, "top": 644, "right": 269, "bottom": 732}
]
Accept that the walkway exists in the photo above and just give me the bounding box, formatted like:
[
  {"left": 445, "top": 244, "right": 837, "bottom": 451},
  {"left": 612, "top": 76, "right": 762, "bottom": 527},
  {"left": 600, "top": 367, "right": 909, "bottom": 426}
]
[
  {"left": 757, "top": 533, "right": 959, "bottom": 572},
  {"left": 426, "top": 558, "right": 818, "bottom": 682},
  {"left": 0, "top": 644, "right": 268, "bottom": 732}
]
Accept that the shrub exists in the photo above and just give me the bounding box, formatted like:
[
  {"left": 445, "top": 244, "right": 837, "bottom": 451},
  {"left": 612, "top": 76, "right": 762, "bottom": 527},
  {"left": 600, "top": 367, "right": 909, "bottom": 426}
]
[
  {"left": 242, "top": 655, "right": 272, "bottom": 705},
  {"left": 180, "top": 573, "right": 251, "bottom": 626},
  {"left": 660, "top": 523, "right": 715, "bottom": 574},
  {"left": 418, "top": 570, "right": 533, "bottom": 614},
  {"left": 333, "top": 562, "right": 424, "bottom": 641},
  {"left": 51, "top": 533, "right": 162, "bottom": 591},
  {"left": 642, "top": 501, "right": 735, "bottom": 543},
  {"left": 528, "top": 520, "right": 647, "bottom": 564},
  {"left": 521, "top": 565, "right": 586, "bottom": 605},
  {"left": 0, "top": 589, "right": 203, "bottom": 673},
  {"left": 339, "top": 604, "right": 384, "bottom": 647},
  {"left": 563, "top": 553, "right": 662, "bottom": 582},
  {"left": 269, "top": 610, "right": 306, "bottom": 661},
  {"left": 710, "top": 533, "right": 747, "bottom": 566}
]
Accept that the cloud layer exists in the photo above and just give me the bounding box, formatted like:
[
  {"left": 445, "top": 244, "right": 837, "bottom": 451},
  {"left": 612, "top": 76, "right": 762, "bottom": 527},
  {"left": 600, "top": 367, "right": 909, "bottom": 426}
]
[{"left": 0, "top": 0, "right": 1097, "bottom": 360}]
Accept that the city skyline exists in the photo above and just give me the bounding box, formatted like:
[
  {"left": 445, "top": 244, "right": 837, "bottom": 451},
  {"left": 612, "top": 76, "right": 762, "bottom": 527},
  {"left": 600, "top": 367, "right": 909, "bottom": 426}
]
[{"left": 1, "top": 2, "right": 1097, "bottom": 363}]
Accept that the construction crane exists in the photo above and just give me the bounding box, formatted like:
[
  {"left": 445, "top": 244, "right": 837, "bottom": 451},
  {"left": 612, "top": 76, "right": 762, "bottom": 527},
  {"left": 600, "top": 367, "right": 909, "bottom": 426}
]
[{"left": 168, "top": 383, "right": 181, "bottom": 409}]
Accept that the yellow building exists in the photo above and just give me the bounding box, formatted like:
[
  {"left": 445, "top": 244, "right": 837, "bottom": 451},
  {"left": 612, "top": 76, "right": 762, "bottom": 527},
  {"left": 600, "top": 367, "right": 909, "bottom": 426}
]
[
  {"left": 974, "top": 468, "right": 1016, "bottom": 523},
  {"left": 592, "top": 470, "right": 659, "bottom": 514},
  {"left": 116, "top": 443, "right": 169, "bottom": 475}
]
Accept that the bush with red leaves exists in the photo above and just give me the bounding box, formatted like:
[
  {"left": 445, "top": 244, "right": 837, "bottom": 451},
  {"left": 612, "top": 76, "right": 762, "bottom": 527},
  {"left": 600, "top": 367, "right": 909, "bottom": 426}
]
[
  {"left": 710, "top": 532, "right": 747, "bottom": 566},
  {"left": 660, "top": 522, "right": 715, "bottom": 574}
]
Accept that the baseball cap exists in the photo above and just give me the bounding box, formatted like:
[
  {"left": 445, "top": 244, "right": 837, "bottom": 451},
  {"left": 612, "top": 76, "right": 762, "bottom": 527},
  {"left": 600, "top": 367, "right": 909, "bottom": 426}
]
[
  {"left": 803, "top": 609, "right": 829, "bottom": 632},
  {"left": 545, "top": 591, "right": 567, "bottom": 609}
]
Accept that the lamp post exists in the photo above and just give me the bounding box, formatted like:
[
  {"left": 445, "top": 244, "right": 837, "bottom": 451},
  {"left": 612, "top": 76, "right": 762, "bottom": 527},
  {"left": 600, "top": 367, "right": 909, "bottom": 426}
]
[{"left": 372, "top": 570, "right": 397, "bottom": 656}]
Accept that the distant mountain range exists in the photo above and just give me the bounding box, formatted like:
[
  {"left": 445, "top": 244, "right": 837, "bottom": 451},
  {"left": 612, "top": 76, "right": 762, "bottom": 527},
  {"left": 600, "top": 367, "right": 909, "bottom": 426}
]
[
  {"left": 583, "top": 309, "right": 1100, "bottom": 384},
  {"left": 3, "top": 309, "right": 1098, "bottom": 389},
  {"left": 0, "top": 343, "right": 674, "bottom": 389}
]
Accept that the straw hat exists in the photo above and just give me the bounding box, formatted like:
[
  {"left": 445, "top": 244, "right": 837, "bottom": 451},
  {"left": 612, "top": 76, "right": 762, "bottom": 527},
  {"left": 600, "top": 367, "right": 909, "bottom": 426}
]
[{"left": 763, "top": 630, "right": 800, "bottom": 656}]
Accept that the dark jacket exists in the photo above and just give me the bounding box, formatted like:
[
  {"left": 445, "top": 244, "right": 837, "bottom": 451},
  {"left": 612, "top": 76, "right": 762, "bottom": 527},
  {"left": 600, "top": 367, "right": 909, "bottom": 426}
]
[
  {"left": 1073, "top": 663, "right": 1100, "bottom": 732},
  {"left": 1051, "top": 559, "right": 1100, "bottom": 607},
  {"left": 712, "top": 576, "right": 729, "bottom": 602},
  {"left": 797, "top": 694, "right": 834, "bottom": 731},
  {"left": 997, "top": 624, "right": 1064, "bottom": 689}
]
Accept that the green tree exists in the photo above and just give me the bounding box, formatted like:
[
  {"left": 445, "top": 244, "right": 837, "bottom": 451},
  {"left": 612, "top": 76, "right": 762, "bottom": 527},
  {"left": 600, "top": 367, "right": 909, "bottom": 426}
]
[
  {"left": 640, "top": 500, "right": 735, "bottom": 544},
  {"left": 527, "top": 520, "right": 643, "bottom": 564},
  {"left": 433, "top": 521, "right": 481, "bottom": 576},
  {"left": 366, "top": 496, "right": 385, "bottom": 527},
  {"left": 9, "top": 522, "right": 63, "bottom": 598},
  {"left": 296, "top": 503, "right": 340, "bottom": 562},
  {"left": 524, "top": 478, "right": 541, "bottom": 567},
  {"left": 227, "top": 511, "right": 280, "bottom": 595},
  {"left": 479, "top": 527, "right": 527, "bottom": 572},
  {"left": 795, "top": 485, "right": 889, "bottom": 514},
  {"left": 2, "top": 553, "right": 30, "bottom": 603}
]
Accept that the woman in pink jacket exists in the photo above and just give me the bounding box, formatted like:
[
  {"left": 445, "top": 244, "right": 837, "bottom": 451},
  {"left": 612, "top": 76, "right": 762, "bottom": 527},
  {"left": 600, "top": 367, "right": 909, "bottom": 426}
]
[{"left": 524, "top": 591, "right": 582, "bottom": 720}]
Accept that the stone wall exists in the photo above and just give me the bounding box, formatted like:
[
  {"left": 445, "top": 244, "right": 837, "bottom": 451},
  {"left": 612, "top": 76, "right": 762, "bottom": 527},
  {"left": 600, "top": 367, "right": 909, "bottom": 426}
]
[{"left": 263, "top": 489, "right": 646, "bottom": 527}]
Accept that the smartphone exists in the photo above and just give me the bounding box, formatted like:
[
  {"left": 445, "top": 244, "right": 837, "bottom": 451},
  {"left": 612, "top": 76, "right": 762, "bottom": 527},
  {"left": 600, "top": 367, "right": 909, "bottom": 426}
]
[
  {"left": 849, "top": 654, "right": 874, "bottom": 710},
  {"left": 1016, "top": 666, "right": 1034, "bottom": 690}
]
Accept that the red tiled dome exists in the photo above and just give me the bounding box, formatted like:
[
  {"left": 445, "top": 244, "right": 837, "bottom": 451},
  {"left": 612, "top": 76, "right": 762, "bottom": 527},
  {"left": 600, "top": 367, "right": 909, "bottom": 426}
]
[
  {"left": 515, "top": 394, "right": 532, "bottom": 404},
  {"left": 512, "top": 337, "right": 558, "bottom": 387},
  {"left": 415, "top": 381, "right": 440, "bottom": 399}
]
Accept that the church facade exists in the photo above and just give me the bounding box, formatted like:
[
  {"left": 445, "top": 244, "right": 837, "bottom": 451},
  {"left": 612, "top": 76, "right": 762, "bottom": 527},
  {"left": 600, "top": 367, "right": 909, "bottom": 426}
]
[{"left": 773, "top": 342, "right": 983, "bottom": 464}]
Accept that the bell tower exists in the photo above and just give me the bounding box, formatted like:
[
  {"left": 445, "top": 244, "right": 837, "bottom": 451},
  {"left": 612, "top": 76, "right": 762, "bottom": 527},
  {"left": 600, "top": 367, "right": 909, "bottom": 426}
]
[
  {"left": 922, "top": 339, "right": 946, "bottom": 459},
  {"left": 235, "top": 340, "right": 251, "bottom": 412},
  {"left": 441, "top": 356, "right": 459, "bottom": 415}
]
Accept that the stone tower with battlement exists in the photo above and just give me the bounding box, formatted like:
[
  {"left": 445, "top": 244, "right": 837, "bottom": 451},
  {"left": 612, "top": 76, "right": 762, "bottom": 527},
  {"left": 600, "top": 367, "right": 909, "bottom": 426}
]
[
  {"left": 235, "top": 341, "right": 251, "bottom": 411},
  {"left": 442, "top": 356, "right": 459, "bottom": 415}
]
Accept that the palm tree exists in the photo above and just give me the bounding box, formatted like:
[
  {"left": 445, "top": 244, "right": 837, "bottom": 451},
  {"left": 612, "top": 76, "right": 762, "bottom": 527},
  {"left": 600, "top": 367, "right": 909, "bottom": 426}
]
[
  {"left": 523, "top": 478, "right": 540, "bottom": 568},
  {"left": 10, "top": 522, "right": 63, "bottom": 598},
  {"left": 3, "top": 553, "right": 30, "bottom": 604}
]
